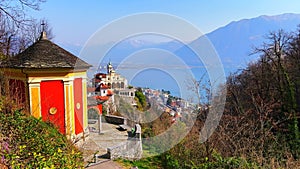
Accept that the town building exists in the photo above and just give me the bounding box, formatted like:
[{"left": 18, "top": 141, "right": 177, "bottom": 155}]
[
  {"left": 94, "top": 62, "right": 136, "bottom": 107},
  {"left": 100, "top": 61, "right": 128, "bottom": 90}
]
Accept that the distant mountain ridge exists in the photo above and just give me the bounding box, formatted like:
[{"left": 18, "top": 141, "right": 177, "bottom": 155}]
[
  {"left": 67, "top": 13, "right": 300, "bottom": 95},
  {"left": 198, "top": 13, "right": 300, "bottom": 72},
  {"left": 72, "top": 13, "right": 300, "bottom": 73}
]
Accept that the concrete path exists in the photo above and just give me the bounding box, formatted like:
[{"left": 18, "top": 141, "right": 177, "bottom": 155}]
[
  {"left": 86, "top": 160, "right": 124, "bottom": 169},
  {"left": 78, "top": 119, "right": 129, "bottom": 168}
]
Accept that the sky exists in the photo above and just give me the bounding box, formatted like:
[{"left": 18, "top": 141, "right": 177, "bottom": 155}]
[
  {"left": 30, "top": 0, "right": 300, "bottom": 48},
  {"left": 26, "top": 0, "right": 300, "bottom": 97}
]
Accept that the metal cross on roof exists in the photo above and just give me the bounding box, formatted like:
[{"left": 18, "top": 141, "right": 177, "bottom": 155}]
[{"left": 41, "top": 20, "right": 46, "bottom": 32}]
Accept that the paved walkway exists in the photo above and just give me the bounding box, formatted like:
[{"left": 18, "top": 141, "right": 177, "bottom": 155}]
[
  {"left": 78, "top": 119, "right": 129, "bottom": 168},
  {"left": 85, "top": 160, "right": 124, "bottom": 169}
]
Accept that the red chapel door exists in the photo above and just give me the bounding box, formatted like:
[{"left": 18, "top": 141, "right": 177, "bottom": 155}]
[
  {"left": 40, "top": 80, "right": 65, "bottom": 134},
  {"left": 74, "top": 78, "right": 83, "bottom": 134}
]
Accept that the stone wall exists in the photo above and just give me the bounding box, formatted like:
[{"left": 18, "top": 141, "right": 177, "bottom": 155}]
[
  {"left": 107, "top": 139, "right": 142, "bottom": 160},
  {"left": 104, "top": 115, "right": 136, "bottom": 127},
  {"left": 107, "top": 124, "right": 142, "bottom": 160},
  {"left": 104, "top": 115, "right": 126, "bottom": 125}
]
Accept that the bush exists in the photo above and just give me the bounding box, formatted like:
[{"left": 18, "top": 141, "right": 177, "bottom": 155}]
[
  {"left": 117, "top": 156, "right": 163, "bottom": 169},
  {"left": 135, "top": 88, "right": 148, "bottom": 111},
  {"left": 0, "top": 99, "right": 84, "bottom": 168}
]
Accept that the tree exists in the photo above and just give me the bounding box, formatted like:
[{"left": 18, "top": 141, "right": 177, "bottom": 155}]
[
  {"left": 287, "top": 25, "right": 300, "bottom": 112},
  {"left": 162, "top": 29, "right": 300, "bottom": 168},
  {"left": 0, "top": 0, "right": 48, "bottom": 56},
  {"left": 217, "top": 29, "right": 300, "bottom": 164},
  {"left": 254, "top": 30, "right": 300, "bottom": 157},
  {"left": 135, "top": 88, "right": 148, "bottom": 111},
  {"left": 0, "top": 0, "right": 46, "bottom": 26},
  {"left": 17, "top": 19, "right": 54, "bottom": 52}
]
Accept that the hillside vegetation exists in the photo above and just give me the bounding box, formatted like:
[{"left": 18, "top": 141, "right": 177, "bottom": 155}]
[
  {"left": 164, "top": 28, "right": 300, "bottom": 168},
  {"left": 125, "top": 27, "right": 300, "bottom": 168},
  {"left": 0, "top": 98, "right": 84, "bottom": 168}
]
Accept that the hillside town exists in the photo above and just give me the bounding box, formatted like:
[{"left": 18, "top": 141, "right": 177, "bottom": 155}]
[
  {"left": 87, "top": 61, "right": 193, "bottom": 125},
  {"left": 2, "top": 1, "right": 300, "bottom": 168}
]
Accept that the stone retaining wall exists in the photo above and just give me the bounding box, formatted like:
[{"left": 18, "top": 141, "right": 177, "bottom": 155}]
[
  {"left": 104, "top": 115, "right": 136, "bottom": 127},
  {"left": 107, "top": 124, "right": 142, "bottom": 160},
  {"left": 107, "top": 139, "right": 142, "bottom": 160},
  {"left": 104, "top": 115, "right": 126, "bottom": 125}
]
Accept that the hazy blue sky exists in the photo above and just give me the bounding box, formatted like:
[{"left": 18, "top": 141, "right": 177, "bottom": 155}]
[{"left": 31, "top": 0, "right": 300, "bottom": 47}]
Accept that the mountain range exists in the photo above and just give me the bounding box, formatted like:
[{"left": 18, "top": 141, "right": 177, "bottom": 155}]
[
  {"left": 73, "top": 13, "right": 300, "bottom": 73},
  {"left": 61, "top": 13, "right": 300, "bottom": 95},
  {"left": 204, "top": 13, "right": 300, "bottom": 72}
]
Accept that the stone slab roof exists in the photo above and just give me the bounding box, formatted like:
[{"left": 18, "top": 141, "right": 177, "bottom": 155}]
[{"left": 0, "top": 38, "right": 91, "bottom": 69}]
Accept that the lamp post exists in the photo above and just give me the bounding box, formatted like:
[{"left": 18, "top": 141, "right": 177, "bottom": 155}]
[{"left": 96, "top": 100, "right": 106, "bottom": 135}]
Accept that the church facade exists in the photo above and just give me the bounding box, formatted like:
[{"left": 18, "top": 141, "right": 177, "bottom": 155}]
[
  {"left": 94, "top": 62, "right": 136, "bottom": 107},
  {"left": 97, "top": 62, "right": 128, "bottom": 90}
]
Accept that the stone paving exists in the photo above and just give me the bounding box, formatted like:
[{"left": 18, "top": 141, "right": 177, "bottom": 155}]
[
  {"left": 78, "top": 119, "right": 129, "bottom": 168},
  {"left": 86, "top": 160, "right": 124, "bottom": 169}
]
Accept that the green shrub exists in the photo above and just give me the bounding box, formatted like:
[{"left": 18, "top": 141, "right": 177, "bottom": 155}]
[
  {"left": 135, "top": 88, "right": 148, "bottom": 111},
  {"left": 0, "top": 104, "right": 83, "bottom": 168},
  {"left": 161, "top": 149, "right": 257, "bottom": 169},
  {"left": 191, "top": 152, "right": 257, "bottom": 169},
  {"left": 118, "top": 156, "right": 163, "bottom": 169}
]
